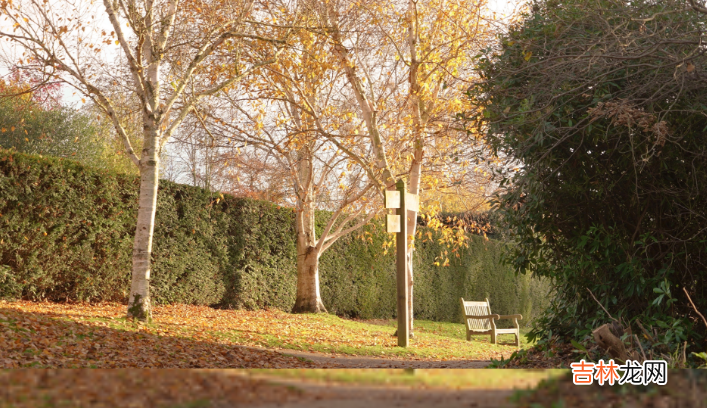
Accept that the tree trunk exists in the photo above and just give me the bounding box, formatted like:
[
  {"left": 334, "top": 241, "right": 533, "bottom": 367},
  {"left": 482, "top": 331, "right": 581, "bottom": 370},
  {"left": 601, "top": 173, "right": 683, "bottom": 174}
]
[
  {"left": 407, "top": 153, "right": 423, "bottom": 335},
  {"left": 292, "top": 241, "right": 327, "bottom": 313},
  {"left": 406, "top": 0, "right": 424, "bottom": 336},
  {"left": 593, "top": 323, "right": 630, "bottom": 363},
  {"left": 291, "top": 147, "right": 327, "bottom": 314},
  {"left": 407, "top": 160, "right": 421, "bottom": 336},
  {"left": 127, "top": 129, "right": 160, "bottom": 321}
]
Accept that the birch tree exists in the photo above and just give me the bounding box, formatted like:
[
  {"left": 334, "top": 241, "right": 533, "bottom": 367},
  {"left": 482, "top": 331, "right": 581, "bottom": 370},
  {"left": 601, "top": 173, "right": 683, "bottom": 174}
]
[
  {"left": 190, "top": 19, "right": 381, "bottom": 312},
  {"left": 0, "top": 0, "right": 294, "bottom": 320},
  {"left": 309, "top": 0, "right": 497, "bottom": 331}
]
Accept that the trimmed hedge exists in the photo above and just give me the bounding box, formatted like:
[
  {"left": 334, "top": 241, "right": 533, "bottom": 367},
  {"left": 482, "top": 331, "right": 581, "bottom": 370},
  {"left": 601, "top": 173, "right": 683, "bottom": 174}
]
[{"left": 0, "top": 148, "right": 550, "bottom": 324}]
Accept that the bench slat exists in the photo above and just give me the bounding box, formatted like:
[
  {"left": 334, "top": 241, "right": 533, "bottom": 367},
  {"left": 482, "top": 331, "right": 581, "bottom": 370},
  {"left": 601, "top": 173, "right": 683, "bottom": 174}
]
[{"left": 496, "top": 329, "right": 519, "bottom": 334}]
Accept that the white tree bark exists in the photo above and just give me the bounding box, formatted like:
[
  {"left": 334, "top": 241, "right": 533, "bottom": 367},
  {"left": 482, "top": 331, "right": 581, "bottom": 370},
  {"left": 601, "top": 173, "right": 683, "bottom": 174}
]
[
  {"left": 323, "top": 3, "right": 396, "bottom": 189},
  {"left": 292, "top": 235, "right": 327, "bottom": 313},
  {"left": 405, "top": 0, "right": 424, "bottom": 336},
  {"left": 128, "top": 126, "right": 160, "bottom": 319},
  {"left": 292, "top": 149, "right": 327, "bottom": 313}
]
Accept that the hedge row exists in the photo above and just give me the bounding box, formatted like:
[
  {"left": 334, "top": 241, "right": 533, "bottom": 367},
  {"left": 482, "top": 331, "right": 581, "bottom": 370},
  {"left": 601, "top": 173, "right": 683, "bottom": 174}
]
[{"left": 0, "top": 149, "right": 550, "bottom": 324}]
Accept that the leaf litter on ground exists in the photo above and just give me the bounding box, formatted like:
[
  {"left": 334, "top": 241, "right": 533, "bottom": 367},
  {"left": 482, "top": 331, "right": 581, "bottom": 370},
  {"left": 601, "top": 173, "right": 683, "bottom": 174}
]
[
  {"left": 0, "top": 301, "right": 317, "bottom": 369},
  {"left": 0, "top": 300, "right": 518, "bottom": 369}
]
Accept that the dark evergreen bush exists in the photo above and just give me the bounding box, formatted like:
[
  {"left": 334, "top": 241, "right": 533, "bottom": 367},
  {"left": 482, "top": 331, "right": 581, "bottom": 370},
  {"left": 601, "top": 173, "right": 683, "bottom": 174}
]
[
  {"left": 470, "top": 0, "right": 707, "bottom": 354},
  {"left": 0, "top": 148, "right": 549, "bottom": 323}
]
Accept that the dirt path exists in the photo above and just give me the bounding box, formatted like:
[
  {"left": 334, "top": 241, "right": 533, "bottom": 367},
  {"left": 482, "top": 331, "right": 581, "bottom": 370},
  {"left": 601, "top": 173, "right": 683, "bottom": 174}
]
[
  {"left": 272, "top": 347, "right": 492, "bottom": 368},
  {"left": 236, "top": 375, "right": 515, "bottom": 408}
]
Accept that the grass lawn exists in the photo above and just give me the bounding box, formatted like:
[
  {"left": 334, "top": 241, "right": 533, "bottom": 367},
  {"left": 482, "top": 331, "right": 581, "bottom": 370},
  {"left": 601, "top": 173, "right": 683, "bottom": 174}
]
[
  {"left": 1, "top": 301, "right": 529, "bottom": 366},
  {"left": 384, "top": 319, "right": 535, "bottom": 348},
  {"left": 212, "top": 311, "right": 529, "bottom": 360}
]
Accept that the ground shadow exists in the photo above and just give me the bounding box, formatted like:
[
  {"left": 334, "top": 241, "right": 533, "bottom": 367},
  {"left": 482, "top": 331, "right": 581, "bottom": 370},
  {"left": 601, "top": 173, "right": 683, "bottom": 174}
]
[{"left": 0, "top": 306, "right": 315, "bottom": 368}]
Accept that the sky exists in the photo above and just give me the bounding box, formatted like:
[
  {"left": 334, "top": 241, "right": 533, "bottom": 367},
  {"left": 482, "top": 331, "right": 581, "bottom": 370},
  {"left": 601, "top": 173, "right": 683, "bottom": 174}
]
[{"left": 488, "top": 0, "right": 520, "bottom": 14}]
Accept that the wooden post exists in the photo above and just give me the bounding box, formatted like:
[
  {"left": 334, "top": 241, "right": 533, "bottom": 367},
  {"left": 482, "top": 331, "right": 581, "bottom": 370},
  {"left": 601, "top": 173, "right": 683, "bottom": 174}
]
[{"left": 396, "top": 179, "right": 409, "bottom": 347}]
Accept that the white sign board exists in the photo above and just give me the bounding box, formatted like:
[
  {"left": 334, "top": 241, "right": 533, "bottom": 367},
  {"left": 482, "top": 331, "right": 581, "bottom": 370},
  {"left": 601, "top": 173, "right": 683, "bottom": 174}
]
[
  {"left": 385, "top": 190, "right": 400, "bottom": 209},
  {"left": 386, "top": 214, "right": 401, "bottom": 233}
]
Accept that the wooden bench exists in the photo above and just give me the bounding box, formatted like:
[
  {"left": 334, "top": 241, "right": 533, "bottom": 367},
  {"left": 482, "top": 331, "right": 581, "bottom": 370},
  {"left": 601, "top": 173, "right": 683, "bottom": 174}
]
[{"left": 460, "top": 297, "right": 522, "bottom": 347}]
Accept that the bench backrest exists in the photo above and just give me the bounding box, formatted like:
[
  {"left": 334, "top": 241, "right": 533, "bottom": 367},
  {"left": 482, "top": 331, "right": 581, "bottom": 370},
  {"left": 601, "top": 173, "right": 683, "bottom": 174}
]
[{"left": 460, "top": 297, "right": 492, "bottom": 331}]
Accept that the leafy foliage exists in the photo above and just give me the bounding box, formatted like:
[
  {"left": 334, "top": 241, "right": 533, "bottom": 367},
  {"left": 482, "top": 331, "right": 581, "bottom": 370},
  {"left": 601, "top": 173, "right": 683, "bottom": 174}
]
[
  {"left": 470, "top": 0, "right": 707, "bottom": 357},
  {"left": 0, "top": 148, "right": 548, "bottom": 322},
  {"left": 0, "top": 79, "right": 136, "bottom": 175},
  {"left": 0, "top": 150, "right": 137, "bottom": 302}
]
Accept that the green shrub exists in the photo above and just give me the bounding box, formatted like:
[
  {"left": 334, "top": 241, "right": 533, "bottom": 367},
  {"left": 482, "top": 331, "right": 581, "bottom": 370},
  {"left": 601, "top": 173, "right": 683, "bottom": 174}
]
[
  {"left": 0, "top": 96, "right": 137, "bottom": 175},
  {"left": 470, "top": 0, "right": 707, "bottom": 355},
  {"left": 0, "top": 148, "right": 550, "bottom": 324}
]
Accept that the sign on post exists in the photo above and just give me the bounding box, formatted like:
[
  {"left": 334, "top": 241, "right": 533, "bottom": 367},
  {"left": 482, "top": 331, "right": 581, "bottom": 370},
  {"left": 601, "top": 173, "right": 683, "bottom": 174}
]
[
  {"left": 386, "top": 214, "right": 400, "bottom": 233},
  {"left": 384, "top": 181, "right": 419, "bottom": 348},
  {"left": 385, "top": 191, "right": 401, "bottom": 233},
  {"left": 385, "top": 191, "right": 400, "bottom": 208}
]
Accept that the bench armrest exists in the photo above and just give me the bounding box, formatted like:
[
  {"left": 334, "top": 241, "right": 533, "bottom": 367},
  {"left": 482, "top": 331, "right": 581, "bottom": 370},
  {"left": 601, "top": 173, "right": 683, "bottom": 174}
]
[
  {"left": 465, "top": 314, "right": 501, "bottom": 320},
  {"left": 497, "top": 314, "right": 523, "bottom": 320}
]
